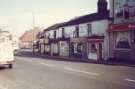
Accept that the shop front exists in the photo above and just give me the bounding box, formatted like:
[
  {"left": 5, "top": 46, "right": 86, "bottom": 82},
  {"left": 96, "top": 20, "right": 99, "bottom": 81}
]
[
  {"left": 70, "top": 38, "right": 87, "bottom": 59},
  {"left": 51, "top": 43, "right": 59, "bottom": 56},
  {"left": 108, "top": 23, "right": 135, "bottom": 60},
  {"left": 33, "top": 41, "right": 39, "bottom": 53},
  {"left": 50, "top": 39, "right": 59, "bottom": 56},
  {"left": 87, "top": 38, "right": 104, "bottom": 61},
  {"left": 39, "top": 38, "right": 45, "bottom": 54},
  {"left": 59, "top": 39, "right": 70, "bottom": 57},
  {"left": 44, "top": 39, "right": 51, "bottom": 55}
]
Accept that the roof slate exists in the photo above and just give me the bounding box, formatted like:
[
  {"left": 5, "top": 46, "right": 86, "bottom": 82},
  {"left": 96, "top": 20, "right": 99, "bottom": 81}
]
[
  {"left": 63, "top": 11, "right": 110, "bottom": 27},
  {"left": 43, "top": 11, "right": 110, "bottom": 32}
]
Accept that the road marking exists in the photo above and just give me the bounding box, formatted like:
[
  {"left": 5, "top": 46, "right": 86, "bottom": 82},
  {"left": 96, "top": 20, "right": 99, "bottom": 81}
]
[
  {"left": 125, "top": 78, "right": 135, "bottom": 83},
  {"left": 64, "top": 67, "right": 100, "bottom": 76},
  {"left": 40, "top": 63, "right": 56, "bottom": 67},
  {"left": 64, "top": 71, "right": 75, "bottom": 74}
]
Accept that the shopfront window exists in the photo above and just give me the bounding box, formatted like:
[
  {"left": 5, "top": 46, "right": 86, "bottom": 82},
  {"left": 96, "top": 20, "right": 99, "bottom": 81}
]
[
  {"left": 116, "top": 37, "right": 131, "bottom": 49},
  {"left": 115, "top": 32, "right": 131, "bottom": 49},
  {"left": 51, "top": 43, "right": 58, "bottom": 54},
  {"left": 90, "top": 43, "right": 97, "bottom": 53},
  {"left": 73, "top": 43, "right": 83, "bottom": 54},
  {"left": 45, "top": 45, "right": 50, "bottom": 52},
  {"left": 77, "top": 43, "right": 83, "bottom": 53}
]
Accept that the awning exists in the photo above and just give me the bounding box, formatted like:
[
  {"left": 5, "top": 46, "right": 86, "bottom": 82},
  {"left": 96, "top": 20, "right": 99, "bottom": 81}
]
[{"left": 108, "top": 23, "right": 135, "bottom": 32}]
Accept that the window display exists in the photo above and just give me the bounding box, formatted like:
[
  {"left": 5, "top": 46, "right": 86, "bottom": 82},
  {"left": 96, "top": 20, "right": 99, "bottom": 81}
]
[{"left": 115, "top": 32, "right": 131, "bottom": 49}]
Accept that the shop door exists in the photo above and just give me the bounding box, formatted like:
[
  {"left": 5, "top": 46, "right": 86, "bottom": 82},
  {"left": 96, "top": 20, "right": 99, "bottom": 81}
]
[
  {"left": 88, "top": 43, "right": 98, "bottom": 60},
  {"left": 98, "top": 43, "right": 102, "bottom": 60}
]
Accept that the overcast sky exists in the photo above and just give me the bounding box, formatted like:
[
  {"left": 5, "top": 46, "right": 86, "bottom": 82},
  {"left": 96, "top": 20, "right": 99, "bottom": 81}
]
[{"left": 0, "top": 0, "right": 108, "bottom": 37}]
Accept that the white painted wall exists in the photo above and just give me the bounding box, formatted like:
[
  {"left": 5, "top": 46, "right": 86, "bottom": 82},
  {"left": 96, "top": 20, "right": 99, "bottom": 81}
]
[
  {"left": 56, "top": 29, "right": 59, "bottom": 38},
  {"left": 92, "top": 20, "right": 108, "bottom": 36},
  {"left": 49, "top": 30, "right": 54, "bottom": 39},
  {"left": 65, "top": 26, "right": 76, "bottom": 38},
  {"left": 79, "top": 24, "right": 88, "bottom": 37},
  {"left": 45, "top": 31, "right": 49, "bottom": 38},
  {"left": 103, "top": 32, "right": 110, "bottom": 60},
  {"left": 43, "top": 19, "right": 109, "bottom": 60},
  {"left": 58, "top": 28, "right": 62, "bottom": 38},
  {"left": 59, "top": 26, "right": 76, "bottom": 38},
  {"left": 58, "top": 20, "right": 108, "bottom": 38}
]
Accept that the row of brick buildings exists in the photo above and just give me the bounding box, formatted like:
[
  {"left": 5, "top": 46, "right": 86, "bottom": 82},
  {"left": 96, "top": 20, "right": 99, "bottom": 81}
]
[
  {"left": 20, "top": 27, "right": 41, "bottom": 49},
  {"left": 34, "top": 0, "right": 135, "bottom": 61}
]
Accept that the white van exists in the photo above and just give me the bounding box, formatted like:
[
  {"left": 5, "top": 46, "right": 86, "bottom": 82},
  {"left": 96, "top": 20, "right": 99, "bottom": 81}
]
[{"left": 0, "top": 40, "right": 14, "bottom": 68}]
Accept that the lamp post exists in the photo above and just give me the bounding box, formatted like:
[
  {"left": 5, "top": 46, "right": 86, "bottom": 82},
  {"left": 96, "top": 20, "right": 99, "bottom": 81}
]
[
  {"left": 31, "top": 12, "right": 35, "bottom": 54},
  {"left": 112, "top": 0, "right": 115, "bottom": 23}
]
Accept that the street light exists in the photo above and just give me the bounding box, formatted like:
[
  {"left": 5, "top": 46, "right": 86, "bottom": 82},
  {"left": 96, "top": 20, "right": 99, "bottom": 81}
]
[{"left": 31, "top": 11, "right": 36, "bottom": 54}]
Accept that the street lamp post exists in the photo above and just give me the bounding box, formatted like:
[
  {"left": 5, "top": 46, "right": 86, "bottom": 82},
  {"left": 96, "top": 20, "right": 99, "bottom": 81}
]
[{"left": 32, "top": 12, "right": 35, "bottom": 54}]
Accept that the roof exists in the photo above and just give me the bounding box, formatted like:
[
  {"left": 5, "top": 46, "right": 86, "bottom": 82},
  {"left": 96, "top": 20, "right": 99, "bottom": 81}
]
[
  {"left": 44, "top": 22, "right": 66, "bottom": 32},
  {"left": 20, "top": 28, "right": 40, "bottom": 42},
  {"left": 62, "top": 11, "right": 110, "bottom": 27},
  {"left": 43, "top": 11, "right": 110, "bottom": 32}
]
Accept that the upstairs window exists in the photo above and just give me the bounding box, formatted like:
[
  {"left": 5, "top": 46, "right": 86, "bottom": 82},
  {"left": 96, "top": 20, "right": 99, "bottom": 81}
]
[
  {"left": 62, "top": 28, "right": 65, "bottom": 38},
  {"left": 87, "top": 24, "right": 92, "bottom": 37},
  {"left": 75, "top": 26, "right": 79, "bottom": 38},
  {"left": 54, "top": 31, "right": 57, "bottom": 39}
]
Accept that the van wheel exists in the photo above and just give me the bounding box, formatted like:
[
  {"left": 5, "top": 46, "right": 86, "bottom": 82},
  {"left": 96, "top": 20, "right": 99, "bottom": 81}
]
[{"left": 8, "top": 64, "right": 13, "bottom": 69}]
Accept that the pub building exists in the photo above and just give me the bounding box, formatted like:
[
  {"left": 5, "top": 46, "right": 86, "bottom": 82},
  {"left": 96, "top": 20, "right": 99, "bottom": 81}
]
[
  {"left": 107, "top": 0, "right": 135, "bottom": 60},
  {"left": 62, "top": 0, "right": 110, "bottom": 60},
  {"left": 36, "top": 0, "right": 110, "bottom": 61},
  {"left": 44, "top": 24, "right": 60, "bottom": 56}
]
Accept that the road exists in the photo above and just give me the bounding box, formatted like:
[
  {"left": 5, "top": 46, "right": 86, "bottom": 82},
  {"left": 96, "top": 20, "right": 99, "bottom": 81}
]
[{"left": 0, "top": 56, "right": 135, "bottom": 89}]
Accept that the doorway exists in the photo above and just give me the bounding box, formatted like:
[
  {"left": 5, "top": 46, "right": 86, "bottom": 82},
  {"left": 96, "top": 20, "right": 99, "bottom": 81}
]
[{"left": 98, "top": 43, "right": 103, "bottom": 60}]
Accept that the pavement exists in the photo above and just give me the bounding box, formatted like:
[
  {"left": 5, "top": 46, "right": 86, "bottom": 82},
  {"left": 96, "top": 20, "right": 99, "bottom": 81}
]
[
  {"left": 16, "top": 49, "right": 135, "bottom": 67},
  {"left": 0, "top": 55, "right": 135, "bottom": 89}
]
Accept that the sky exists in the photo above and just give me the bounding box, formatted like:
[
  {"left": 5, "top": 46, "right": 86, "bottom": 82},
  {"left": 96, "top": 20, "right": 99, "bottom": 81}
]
[{"left": 0, "top": 0, "right": 108, "bottom": 37}]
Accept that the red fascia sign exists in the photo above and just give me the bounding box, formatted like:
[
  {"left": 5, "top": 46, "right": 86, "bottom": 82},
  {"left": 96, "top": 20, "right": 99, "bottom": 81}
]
[{"left": 108, "top": 23, "right": 135, "bottom": 32}]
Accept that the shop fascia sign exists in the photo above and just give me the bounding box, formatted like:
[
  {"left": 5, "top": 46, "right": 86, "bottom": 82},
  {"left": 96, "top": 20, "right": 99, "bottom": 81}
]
[
  {"left": 108, "top": 23, "right": 135, "bottom": 32},
  {"left": 128, "top": 24, "right": 135, "bottom": 28},
  {"left": 87, "top": 39, "right": 104, "bottom": 43},
  {"left": 70, "top": 38, "right": 87, "bottom": 43}
]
